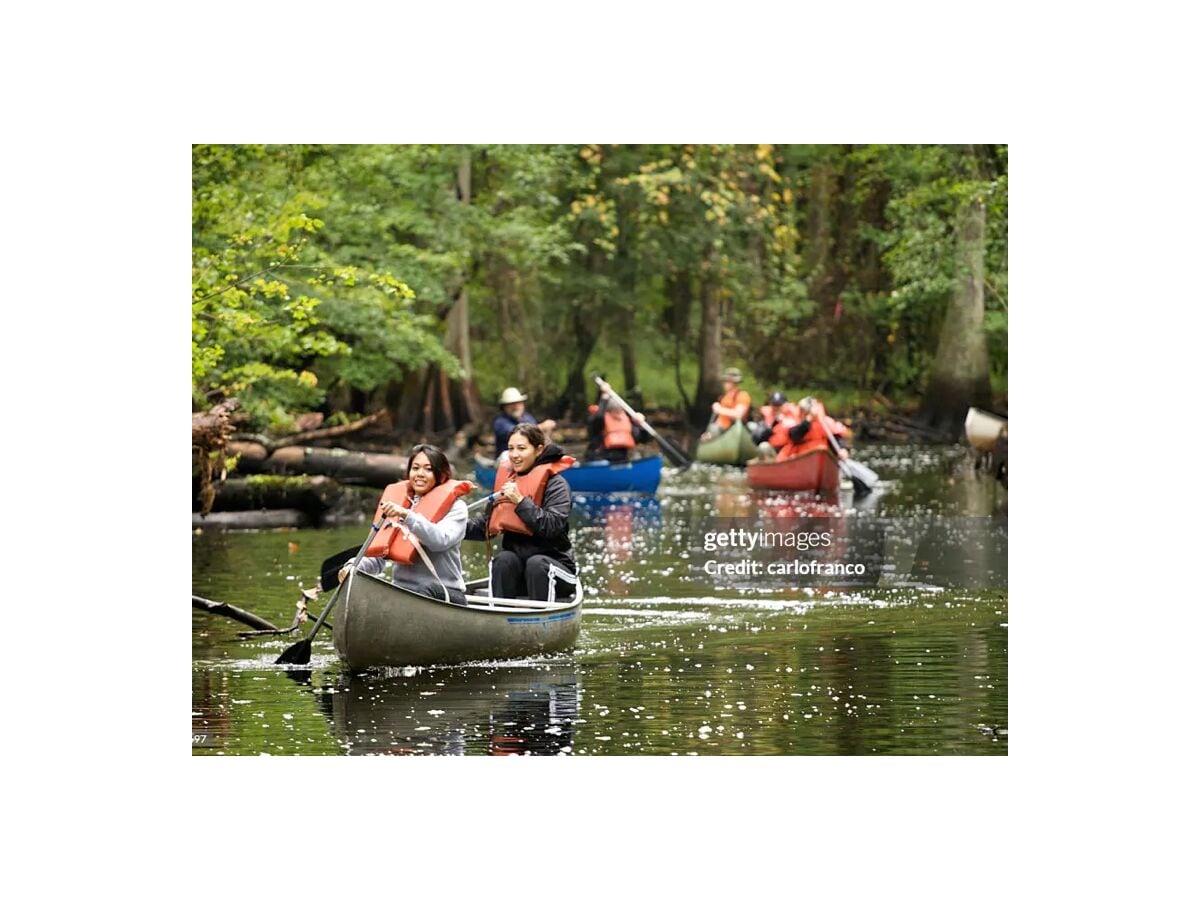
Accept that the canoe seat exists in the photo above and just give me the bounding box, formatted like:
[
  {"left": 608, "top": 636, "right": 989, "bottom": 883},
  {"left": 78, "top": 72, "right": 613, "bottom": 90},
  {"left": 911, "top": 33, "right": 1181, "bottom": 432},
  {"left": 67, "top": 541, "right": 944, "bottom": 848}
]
[{"left": 482, "top": 559, "right": 581, "bottom": 604}]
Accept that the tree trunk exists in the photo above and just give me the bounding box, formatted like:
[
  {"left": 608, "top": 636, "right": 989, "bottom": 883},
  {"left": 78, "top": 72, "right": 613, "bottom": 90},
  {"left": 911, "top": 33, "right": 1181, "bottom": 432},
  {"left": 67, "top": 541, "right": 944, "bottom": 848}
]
[
  {"left": 919, "top": 195, "right": 992, "bottom": 435},
  {"left": 392, "top": 150, "right": 483, "bottom": 437},
  {"left": 555, "top": 301, "right": 603, "bottom": 420},
  {"left": 691, "top": 251, "right": 722, "bottom": 429},
  {"left": 619, "top": 338, "right": 642, "bottom": 409},
  {"left": 445, "top": 151, "right": 484, "bottom": 426},
  {"left": 614, "top": 192, "right": 642, "bottom": 408},
  {"left": 667, "top": 273, "right": 693, "bottom": 411}
]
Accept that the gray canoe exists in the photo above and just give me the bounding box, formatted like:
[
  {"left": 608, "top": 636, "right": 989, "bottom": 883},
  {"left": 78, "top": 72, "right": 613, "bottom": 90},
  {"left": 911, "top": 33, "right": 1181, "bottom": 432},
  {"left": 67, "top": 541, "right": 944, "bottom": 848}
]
[{"left": 332, "top": 571, "right": 583, "bottom": 671}]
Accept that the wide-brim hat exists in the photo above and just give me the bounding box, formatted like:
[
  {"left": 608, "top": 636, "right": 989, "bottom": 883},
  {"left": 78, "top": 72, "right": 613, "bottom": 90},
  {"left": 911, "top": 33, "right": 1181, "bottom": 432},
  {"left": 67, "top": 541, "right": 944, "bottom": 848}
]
[
  {"left": 498, "top": 387, "right": 528, "bottom": 405},
  {"left": 722, "top": 367, "right": 743, "bottom": 383}
]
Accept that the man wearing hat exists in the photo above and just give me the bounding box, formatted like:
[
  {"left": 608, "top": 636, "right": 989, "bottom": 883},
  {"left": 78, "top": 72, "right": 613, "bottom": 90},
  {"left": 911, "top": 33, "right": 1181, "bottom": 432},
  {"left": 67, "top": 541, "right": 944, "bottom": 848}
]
[
  {"left": 492, "top": 387, "right": 556, "bottom": 460},
  {"left": 702, "top": 368, "right": 752, "bottom": 440}
]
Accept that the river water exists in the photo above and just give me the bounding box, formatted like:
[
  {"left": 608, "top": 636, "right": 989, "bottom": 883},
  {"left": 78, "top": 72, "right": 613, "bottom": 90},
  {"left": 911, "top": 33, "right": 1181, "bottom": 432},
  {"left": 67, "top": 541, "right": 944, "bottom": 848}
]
[{"left": 192, "top": 446, "right": 1007, "bottom": 755}]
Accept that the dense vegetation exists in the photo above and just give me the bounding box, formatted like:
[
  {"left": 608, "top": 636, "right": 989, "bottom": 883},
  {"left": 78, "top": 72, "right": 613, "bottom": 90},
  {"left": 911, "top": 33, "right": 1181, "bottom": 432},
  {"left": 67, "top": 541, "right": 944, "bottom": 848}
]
[{"left": 192, "top": 144, "right": 1007, "bottom": 434}]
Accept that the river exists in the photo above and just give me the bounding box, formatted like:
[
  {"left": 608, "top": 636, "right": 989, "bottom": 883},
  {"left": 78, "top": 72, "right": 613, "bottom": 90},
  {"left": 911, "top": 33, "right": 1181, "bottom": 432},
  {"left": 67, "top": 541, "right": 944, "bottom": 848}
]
[{"left": 192, "top": 445, "right": 1007, "bottom": 755}]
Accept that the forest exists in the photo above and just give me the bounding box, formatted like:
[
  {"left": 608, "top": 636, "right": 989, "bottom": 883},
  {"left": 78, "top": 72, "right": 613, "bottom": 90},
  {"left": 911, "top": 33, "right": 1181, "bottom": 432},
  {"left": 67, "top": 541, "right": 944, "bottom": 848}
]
[{"left": 193, "top": 144, "right": 1007, "bottom": 449}]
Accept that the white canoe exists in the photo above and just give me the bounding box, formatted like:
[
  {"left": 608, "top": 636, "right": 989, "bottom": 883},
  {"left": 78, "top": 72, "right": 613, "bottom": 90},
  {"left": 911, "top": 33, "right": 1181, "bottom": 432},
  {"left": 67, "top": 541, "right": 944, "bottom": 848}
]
[{"left": 965, "top": 407, "right": 1007, "bottom": 451}]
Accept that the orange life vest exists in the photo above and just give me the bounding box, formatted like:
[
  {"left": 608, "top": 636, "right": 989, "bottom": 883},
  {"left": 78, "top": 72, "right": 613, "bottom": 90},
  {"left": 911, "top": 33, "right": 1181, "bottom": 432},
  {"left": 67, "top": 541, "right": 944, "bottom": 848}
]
[
  {"left": 778, "top": 415, "right": 829, "bottom": 461},
  {"left": 365, "top": 479, "right": 472, "bottom": 565},
  {"left": 487, "top": 456, "right": 576, "bottom": 537},
  {"left": 717, "top": 389, "right": 752, "bottom": 429},
  {"left": 768, "top": 405, "right": 800, "bottom": 449},
  {"left": 603, "top": 408, "right": 635, "bottom": 449},
  {"left": 810, "top": 399, "right": 848, "bottom": 438}
]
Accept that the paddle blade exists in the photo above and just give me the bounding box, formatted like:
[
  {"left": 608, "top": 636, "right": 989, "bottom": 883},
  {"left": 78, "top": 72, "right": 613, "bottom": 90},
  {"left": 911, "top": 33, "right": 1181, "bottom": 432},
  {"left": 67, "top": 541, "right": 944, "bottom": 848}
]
[
  {"left": 321, "top": 545, "right": 358, "bottom": 576},
  {"left": 843, "top": 459, "right": 880, "bottom": 491},
  {"left": 320, "top": 566, "right": 343, "bottom": 593},
  {"left": 275, "top": 638, "right": 313, "bottom": 666}
]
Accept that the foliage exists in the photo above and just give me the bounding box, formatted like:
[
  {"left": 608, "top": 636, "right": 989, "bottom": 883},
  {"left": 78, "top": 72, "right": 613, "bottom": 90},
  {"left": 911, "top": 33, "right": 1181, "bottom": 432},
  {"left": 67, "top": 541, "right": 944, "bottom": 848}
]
[
  {"left": 193, "top": 144, "right": 1008, "bottom": 430},
  {"left": 192, "top": 145, "right": 460, "bottom": 430}
]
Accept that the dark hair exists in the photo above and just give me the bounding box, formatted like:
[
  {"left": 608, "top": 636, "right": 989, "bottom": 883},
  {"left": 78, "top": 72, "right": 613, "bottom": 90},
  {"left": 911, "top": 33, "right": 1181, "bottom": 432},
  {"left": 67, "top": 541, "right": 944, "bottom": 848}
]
[
  {"left": 509, "top": 423, "right": 546, "bottom": 450},
  {"left": 408, "top": 444, "right": 451, "bottom": 485}
]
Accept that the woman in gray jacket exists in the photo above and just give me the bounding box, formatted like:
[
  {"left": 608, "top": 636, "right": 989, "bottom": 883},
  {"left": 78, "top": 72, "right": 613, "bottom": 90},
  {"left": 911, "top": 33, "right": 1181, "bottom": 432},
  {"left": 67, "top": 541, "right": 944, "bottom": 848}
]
[{"left": 340, "top": 444, "right": 470, "bottom": 605}]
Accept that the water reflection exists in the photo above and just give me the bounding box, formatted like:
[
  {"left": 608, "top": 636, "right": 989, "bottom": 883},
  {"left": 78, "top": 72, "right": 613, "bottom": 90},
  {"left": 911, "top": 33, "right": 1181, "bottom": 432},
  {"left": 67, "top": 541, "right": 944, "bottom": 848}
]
[
  {"left": 321, "top": 664, "right": 580, "bottom": 756},
  {"left": 194, "top": 447, "right": 1007, "bottom": 756}
]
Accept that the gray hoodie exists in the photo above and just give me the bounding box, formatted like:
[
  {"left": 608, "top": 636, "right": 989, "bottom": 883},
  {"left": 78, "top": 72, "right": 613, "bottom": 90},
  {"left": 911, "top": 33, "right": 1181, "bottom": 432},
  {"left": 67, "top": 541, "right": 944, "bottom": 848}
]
[{"left": 355, "top": 497, "right": 468, "bottom": 592}]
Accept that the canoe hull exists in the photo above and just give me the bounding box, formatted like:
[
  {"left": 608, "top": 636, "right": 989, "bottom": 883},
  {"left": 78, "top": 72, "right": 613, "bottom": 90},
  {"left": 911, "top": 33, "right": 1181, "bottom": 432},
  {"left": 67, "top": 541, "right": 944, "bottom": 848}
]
[
  {"left": 332, "top": 572, "right": 583, "bottom": 671},
  {"left": 965, "top": 407, "right": 1006, "bottom": 451},
  {"left": 696, "top": 421, "right": 758, "bottom": 466},
  {"left": 746, "top": 447, "right": 841, "bottom": 498},
  {"left": 474, "top": 455, "right": 662, "bottom": 494}
]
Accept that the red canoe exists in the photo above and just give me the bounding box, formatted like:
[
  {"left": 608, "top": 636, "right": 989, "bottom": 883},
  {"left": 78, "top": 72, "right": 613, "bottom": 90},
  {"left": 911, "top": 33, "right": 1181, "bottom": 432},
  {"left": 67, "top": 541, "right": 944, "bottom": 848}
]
[{"left": 746, "top": 447, "right": 841, "bottom": 498}]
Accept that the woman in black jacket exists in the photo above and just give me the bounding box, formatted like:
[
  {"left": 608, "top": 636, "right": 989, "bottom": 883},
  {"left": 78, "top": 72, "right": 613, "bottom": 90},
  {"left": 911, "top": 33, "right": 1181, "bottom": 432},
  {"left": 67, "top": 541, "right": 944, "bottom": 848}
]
[{"left": 465, "top": 423, "right": 577, "bottom": 601}]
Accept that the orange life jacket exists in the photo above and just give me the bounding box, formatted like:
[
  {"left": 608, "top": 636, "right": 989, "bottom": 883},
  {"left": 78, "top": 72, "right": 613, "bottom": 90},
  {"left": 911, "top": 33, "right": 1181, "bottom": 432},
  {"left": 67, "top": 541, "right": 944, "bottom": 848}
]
[
  {"left": 603, "top": 408, "right": 635, "bottom": 449},
  {"left": 487, "top": 456, "right": 576, "bottom": 537},
  {"left": 810, "top": 399, "right": 848, "bottom": 438},
  {"left": 717, "top": 389, "right": 752, "bottom": 429},
  {"left": 768, "top": 405, "right": 800, "bottom": 449},
  {"left": 778, "top": 415, "right": 830, "bottom": 461},
  {"left": 365, "top": 479, "right": 473, "bottom": 565}
]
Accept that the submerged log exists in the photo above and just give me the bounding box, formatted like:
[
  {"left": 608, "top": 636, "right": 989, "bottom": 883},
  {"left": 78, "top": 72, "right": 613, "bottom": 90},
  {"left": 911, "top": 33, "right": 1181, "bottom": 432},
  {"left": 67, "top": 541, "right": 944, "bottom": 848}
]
[
  {"left": 192, "top": 595, "right": 280, "bottom": 632},
  {"left": 193, "top": 593, "right": 334, "bottom": 636}
]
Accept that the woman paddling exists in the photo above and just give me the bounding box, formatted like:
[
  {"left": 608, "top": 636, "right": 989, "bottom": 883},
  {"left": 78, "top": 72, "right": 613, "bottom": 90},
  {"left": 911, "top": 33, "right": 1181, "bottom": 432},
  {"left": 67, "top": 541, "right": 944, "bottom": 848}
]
[
  {"left": 465, "top": 423, "right": 577, "bottom": 602},
  {"left": 340, "top": 444, "right": 472, "bottom": 605}
]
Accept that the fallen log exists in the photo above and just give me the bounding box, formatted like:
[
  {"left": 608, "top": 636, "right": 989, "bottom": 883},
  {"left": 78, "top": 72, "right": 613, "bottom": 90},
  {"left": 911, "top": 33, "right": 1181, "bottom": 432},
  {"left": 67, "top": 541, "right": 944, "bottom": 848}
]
[
  {"left": 193, "top": 593, "right": 334, "bottom": 635},
  {"left": 229, "top": 444, "right": 408, "bottom": 487},
  {"left": 196, "top": 475, "right": 341, "bottom": 516},
  {"left": 231, "top": 408, "right": 387, "bottom": 453},
  {"left": 193, "top": 595, "right": 280, "bottom": 632},
  {"left": 192, "top": 509, "right": 311, "bottom": 529}
]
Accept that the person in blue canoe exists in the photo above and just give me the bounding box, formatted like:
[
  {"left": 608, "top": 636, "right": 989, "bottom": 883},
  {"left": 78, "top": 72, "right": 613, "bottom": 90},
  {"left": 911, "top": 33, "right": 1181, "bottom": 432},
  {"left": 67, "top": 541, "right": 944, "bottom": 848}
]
[{"left": 492, "top": 386, "right": 556, "bottom": 461}]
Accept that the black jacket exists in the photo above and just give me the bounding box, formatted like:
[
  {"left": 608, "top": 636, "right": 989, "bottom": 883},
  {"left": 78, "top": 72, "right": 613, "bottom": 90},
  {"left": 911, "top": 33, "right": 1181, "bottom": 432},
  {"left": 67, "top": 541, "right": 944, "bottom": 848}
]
[{"left": 466, "top": 443, "right": 575, "bottom": 570}]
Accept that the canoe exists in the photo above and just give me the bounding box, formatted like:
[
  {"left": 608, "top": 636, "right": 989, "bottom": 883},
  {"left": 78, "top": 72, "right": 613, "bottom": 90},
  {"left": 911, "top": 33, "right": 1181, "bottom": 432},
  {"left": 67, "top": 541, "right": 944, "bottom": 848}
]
[
  {"left": 746, "top": 446, "right": 841, "bottom": 498},
  {"left": 965, "top": 407, "right": 1007, "bottom": 451},
  {"left": 332, "top": 570, "right": 583, "bottom": 671},
  {"left": 695, "top": 420, "right": 758, "bottom": 465},
  {"left": 474, "top": 454, "right": 662, "bottom": 494}
]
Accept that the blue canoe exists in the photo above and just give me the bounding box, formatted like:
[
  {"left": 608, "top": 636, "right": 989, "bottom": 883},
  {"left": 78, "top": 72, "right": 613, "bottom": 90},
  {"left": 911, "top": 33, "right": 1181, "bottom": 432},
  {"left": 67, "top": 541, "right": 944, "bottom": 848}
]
[{"left": 474, "top": 455, "right": 663, "bottom": 494}]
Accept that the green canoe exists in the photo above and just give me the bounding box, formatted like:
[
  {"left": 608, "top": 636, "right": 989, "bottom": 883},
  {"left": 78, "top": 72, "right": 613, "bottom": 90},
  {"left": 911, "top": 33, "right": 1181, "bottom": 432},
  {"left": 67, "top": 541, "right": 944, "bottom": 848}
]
[{"left": 695, "top": 420, "right": 758, "bottom": 465}]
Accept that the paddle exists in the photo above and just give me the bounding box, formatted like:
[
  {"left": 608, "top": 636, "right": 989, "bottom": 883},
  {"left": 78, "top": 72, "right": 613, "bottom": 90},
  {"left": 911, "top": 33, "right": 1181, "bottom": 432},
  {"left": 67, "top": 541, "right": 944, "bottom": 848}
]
[
  {"left": 593, "top": 376, "right": 692, "bottom": 469},
  {"left": 276, "top": 517, "right": 385, "bottom": 665},
  {"left": 826, "top": 434, "right": 879, "bottom": 496},
  {"left": 317, "top": 492, "right": 502, "bottom": 592}
]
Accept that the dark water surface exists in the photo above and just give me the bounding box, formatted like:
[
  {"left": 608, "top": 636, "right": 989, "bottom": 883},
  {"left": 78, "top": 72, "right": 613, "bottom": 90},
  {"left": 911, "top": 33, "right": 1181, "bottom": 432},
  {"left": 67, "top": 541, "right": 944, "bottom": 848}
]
[{"left": 193, "top": 446, "right": 1007, "bottom": 755}]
